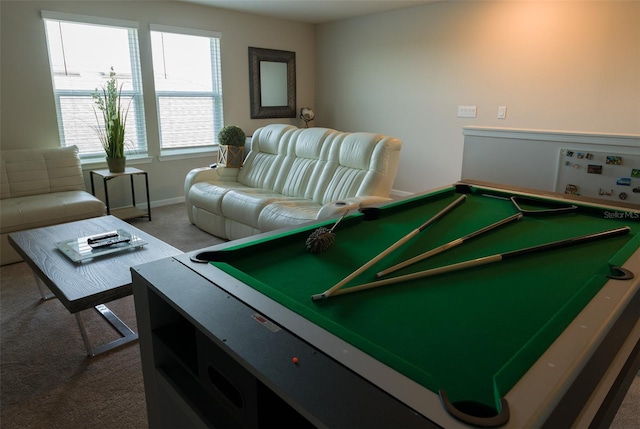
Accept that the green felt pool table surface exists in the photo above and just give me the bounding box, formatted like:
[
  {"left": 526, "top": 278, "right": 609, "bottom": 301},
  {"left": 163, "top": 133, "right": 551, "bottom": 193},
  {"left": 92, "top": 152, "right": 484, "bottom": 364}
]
[{"left": 201, "top": 183, "right": 640, "bottom": 424}]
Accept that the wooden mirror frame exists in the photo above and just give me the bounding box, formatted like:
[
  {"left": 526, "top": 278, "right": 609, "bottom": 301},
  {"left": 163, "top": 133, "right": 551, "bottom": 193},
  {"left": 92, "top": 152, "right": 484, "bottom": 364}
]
[{"left": 248, "top": 47, "right": 296, "bottom": 119}]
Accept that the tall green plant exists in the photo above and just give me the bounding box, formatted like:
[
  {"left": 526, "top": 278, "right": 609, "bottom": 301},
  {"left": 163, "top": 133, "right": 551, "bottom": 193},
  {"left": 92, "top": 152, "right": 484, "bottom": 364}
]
[{"left": 92, "top": 67, "right": 131, "bottom": 158}]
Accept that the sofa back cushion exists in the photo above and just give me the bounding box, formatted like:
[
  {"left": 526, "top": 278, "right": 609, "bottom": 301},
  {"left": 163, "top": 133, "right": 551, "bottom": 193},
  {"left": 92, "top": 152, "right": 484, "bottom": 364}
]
[
  {"left": 273, "top": 127, "right": 337, "bottom": 199},
  {"left": 238, "top": 124, "right": 294, "bottom": 190},
  {"left": 241, "top": 124, "right": 402, "bottom": 204},
  {"left": 315, "top": 132, "right": 402, "bottom": 204},
  {"left": 0, "top": 146, "right": 86, "bottom": 200}
]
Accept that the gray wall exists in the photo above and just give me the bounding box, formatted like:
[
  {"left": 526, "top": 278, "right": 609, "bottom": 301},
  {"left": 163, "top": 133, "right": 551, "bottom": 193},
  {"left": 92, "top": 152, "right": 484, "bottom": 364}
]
[
  {"left": 315, "top": 1, "right": 640, "bottom": 193},
  {"left": 0, "top": 0, "right": 315, "bottom": 206}
]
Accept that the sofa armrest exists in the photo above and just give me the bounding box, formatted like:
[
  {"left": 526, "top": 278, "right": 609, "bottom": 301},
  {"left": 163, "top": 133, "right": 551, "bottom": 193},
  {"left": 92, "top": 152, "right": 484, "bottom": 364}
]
[
  {"left": 316, "top": 196, "right": 391, "bottom": 220},
  {"left": 184, "top": 166, "right": 242, "bottom": 223},
  {"left": 184, "top": 166, "right": 241, "bottom": 193},
  {"left": 184, "top": 167, "right": 213, "bottom": 210}
]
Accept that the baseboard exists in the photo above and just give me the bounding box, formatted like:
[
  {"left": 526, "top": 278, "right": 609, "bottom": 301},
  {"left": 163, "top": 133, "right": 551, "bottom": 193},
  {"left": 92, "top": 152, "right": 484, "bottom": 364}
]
[
  {"left": 108, "top": 196, "right": 186, "bottom": 211},
  {"left": 150, "top": 196, "right": 186, "bottom": 208},
  {"left": 390, "top": 189, "right": 413, "bottom": 198}
]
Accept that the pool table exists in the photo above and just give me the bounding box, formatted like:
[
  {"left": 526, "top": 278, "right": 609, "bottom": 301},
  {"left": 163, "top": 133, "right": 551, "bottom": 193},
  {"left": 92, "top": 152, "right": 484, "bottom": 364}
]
[{"left": 132, "top": 181, "right": 640, "bottom": 428}]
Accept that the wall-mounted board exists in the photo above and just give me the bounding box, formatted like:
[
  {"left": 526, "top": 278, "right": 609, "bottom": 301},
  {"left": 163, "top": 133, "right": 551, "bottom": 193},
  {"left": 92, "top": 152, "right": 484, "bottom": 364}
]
[
  {"left": 555, "top": 149, "right": 640, "bottom": 204},
  {"left": 461, "top": 127, "right": 640, "bottom": 208}
]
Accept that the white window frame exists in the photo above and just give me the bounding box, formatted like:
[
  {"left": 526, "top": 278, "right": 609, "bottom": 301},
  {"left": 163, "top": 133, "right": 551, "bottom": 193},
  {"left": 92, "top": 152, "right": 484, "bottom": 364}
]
[
  {"left": 150, "top": 24, "right": 224, "bottom": 156},
  {"left": 42, "top": 10, "right": 148, "bottom": 161}
]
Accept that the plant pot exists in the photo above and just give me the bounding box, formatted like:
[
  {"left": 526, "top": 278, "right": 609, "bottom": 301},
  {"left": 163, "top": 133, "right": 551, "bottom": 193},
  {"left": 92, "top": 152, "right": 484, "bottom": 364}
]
[
  {"left": 106, "top": 157, "right": 126, "bottom": 173},
  {"left": 218, "top": 145, "right": 245, "bottom": 168}
]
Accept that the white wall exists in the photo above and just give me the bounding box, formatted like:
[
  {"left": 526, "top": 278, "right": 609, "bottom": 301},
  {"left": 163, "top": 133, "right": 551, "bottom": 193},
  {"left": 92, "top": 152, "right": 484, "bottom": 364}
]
[
  {"left": 2, "top": 1, "right": 639, "bottom": 203},
  {"left": 0, "top": 0, "right": 315, "bottom": 204},
  {"left": 315, "top": 1, "right": 640, "bottom": 194}
]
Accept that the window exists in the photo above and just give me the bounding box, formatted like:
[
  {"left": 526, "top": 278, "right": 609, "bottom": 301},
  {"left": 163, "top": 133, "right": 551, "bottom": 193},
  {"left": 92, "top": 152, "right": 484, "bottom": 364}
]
[
  {"left": 150, "top": 26, "right": 223, "bottom": 151},
  {"left": 42, "top": 12, "right": 147, "bottom": 158}
]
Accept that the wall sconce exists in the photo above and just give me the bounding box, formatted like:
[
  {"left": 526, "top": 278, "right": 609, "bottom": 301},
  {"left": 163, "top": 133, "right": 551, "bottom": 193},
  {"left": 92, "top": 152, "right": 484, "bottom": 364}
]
[{"left": 300, "top": 107, "right": 315, "bottom": 128}]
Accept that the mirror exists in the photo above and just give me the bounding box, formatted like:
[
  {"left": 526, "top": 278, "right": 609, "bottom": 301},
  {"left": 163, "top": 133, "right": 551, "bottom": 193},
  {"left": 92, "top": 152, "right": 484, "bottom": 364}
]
[{"left": 249, "top": 47, "right": 296, "bottom": 119}]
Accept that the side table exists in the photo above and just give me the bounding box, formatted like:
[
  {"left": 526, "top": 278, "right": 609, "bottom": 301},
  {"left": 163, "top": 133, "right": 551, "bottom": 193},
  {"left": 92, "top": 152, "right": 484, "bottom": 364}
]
[{"left": 90, "top": 167, "right": 151, "bottom": 221}]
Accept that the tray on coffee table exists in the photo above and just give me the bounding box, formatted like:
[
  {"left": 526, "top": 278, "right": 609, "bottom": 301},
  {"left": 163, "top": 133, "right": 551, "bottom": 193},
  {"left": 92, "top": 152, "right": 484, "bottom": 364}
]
[{"left": 56, "top": 229, "right": 147, "bottom": 262}]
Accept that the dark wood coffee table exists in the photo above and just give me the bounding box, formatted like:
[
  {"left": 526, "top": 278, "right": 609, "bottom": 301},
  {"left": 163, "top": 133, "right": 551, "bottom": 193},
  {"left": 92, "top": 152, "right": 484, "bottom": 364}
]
[{"left": 8, "top": 216, "right": 181, "bottom": 356}]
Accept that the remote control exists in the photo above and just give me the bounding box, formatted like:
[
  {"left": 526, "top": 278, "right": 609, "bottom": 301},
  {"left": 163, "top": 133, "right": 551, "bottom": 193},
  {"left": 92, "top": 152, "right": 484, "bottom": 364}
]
[
  {"left": 87, "top": 231, "right": 119, "bottom": 244},
  {"left": 89, "top": 237, "right": 131, "bottom": 249}
]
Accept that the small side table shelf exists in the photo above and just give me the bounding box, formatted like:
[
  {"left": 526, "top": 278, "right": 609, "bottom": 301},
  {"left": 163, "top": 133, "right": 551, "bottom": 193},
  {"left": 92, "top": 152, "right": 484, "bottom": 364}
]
[{"left": 90, "top": 167, "right": 151, "bottom": 221}]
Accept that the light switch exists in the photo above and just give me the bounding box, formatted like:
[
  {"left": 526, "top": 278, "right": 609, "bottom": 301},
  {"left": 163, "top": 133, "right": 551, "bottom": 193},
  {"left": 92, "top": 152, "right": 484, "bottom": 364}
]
[
  {"left": 458, "top": 106, "right": 477, "bottom": 118},
  {"left": 497, "top": 106, "right": 507, "bottom": 119}
]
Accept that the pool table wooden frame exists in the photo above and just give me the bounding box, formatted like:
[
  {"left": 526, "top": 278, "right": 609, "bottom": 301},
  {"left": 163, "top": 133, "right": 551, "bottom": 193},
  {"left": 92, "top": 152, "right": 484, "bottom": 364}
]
[{"left": 133, "top": 181, "right": 640, "bottom": 428}]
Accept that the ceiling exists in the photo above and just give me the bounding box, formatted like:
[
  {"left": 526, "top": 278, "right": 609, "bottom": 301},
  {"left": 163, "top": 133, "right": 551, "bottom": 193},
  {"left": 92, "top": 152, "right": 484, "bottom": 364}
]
[{"left": 180, "top": 0, "right": 442, "bottom": 24}]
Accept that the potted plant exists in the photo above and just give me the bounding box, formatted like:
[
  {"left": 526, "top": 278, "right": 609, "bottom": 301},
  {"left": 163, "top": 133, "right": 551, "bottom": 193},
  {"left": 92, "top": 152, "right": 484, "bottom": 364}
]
[
  {"left": 217, "top": 125, "right": 246, "bottom": 168},
  {"left": 92, "top": 67, "right": 131, "bottom": 173}
]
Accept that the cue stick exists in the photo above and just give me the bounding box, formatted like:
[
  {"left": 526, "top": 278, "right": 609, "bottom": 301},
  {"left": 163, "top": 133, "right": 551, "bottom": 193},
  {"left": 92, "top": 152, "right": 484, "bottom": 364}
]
[
  {"left": 323, "top": 226, "right": 631, "bottom": 299},
  {"left": 376, "top": 212, "right": 523, "bottom": 278},
  {"left": 311, "top": 194, "right": 467, "bottom": 301}
]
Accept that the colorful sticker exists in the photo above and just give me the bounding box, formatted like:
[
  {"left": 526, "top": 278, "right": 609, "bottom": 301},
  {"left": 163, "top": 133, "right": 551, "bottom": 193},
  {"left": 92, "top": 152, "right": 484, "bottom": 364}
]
[
  {"left": 606, "top": 156, "right": 622, "bottom": 165},
  {"left": 617, "top": 178, "right": 631, "bottom": 186},
  {"left": 564, "top": 184, "right": 579, "bottom": 195},
  {"left": 588, "top": 165, "right": 603, "bottom": 174}
]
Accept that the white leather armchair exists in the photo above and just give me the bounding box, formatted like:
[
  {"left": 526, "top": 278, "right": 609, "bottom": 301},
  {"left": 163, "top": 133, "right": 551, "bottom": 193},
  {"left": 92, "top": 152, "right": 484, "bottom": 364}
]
[{"left": 0, "top": 146, "right": 105, "bottom": 265}]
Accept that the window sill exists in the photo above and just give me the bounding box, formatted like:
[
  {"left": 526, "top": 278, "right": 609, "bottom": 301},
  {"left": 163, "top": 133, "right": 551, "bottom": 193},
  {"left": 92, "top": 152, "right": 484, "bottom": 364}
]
[
  {"left": 81, "top": 155, "right": 153, "bottom": 170},
  {"left": 158, "top": 147, "right": 217, "bottom": 162}
]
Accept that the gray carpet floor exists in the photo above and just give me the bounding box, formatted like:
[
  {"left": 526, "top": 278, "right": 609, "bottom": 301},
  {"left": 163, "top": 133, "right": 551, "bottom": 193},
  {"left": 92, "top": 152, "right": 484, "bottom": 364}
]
[
  {"left": 1, "top": 203, "right": 638, "bottom": 428},
  {"left": 0, "top": 203, "right": 223, "bottom": 428}
]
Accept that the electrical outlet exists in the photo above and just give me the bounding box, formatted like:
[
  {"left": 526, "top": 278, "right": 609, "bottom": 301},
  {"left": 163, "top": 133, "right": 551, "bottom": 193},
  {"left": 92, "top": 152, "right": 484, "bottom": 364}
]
[
  {"left": 497, "top": 106, "right": 507, "bottom": 119},
  {"left": 458, "top": 106, "right": 477, "bottom": 118}
]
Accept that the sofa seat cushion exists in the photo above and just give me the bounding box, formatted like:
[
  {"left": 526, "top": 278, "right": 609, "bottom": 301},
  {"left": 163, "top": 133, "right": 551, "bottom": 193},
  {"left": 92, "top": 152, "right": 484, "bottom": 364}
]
[
  {"left": 258, "top": 200, "right": 324, "bottom": 231},
  {"left": 221, "top": 189, "right": 299, "bottom": 229},
  {"left": 188, "top": 181, "right": 253, "bottom": 216},
  {"left": 0, "top": 191, "right": 106, "bottom": 234}
]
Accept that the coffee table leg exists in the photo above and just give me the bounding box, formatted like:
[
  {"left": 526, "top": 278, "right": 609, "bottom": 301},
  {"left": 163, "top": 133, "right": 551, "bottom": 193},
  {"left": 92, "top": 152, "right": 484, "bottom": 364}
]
[
  {"left": 33, "top": 274, "right": 55, "bottom": 300},
  {"left": 75, "top": 304, "right": 139, "bottom": 357}
]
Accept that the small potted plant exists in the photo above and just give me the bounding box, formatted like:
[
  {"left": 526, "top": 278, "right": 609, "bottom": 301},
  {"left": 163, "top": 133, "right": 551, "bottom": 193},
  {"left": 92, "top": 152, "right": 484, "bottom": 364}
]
[
  {"left": 92, "top": 67, "right": 131, "bottom": 173},
  {"left": 217, "top": 125, "right": 246, "bottom": 168}
]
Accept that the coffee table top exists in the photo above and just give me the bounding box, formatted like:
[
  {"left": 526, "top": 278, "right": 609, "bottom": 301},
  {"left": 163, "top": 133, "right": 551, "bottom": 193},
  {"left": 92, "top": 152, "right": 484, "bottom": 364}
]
[{"left": 8, "top": 216, "right": 182, "bottom": 313}]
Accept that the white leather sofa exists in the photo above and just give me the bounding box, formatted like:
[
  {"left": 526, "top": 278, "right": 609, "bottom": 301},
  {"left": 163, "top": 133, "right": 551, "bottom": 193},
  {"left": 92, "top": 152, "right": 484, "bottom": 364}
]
[
  {"left": 185, "top": 124, "right": 402, "bottom": 240},
  {"left": 0, "top": 146, "right": 106, "bottom": 265}
]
